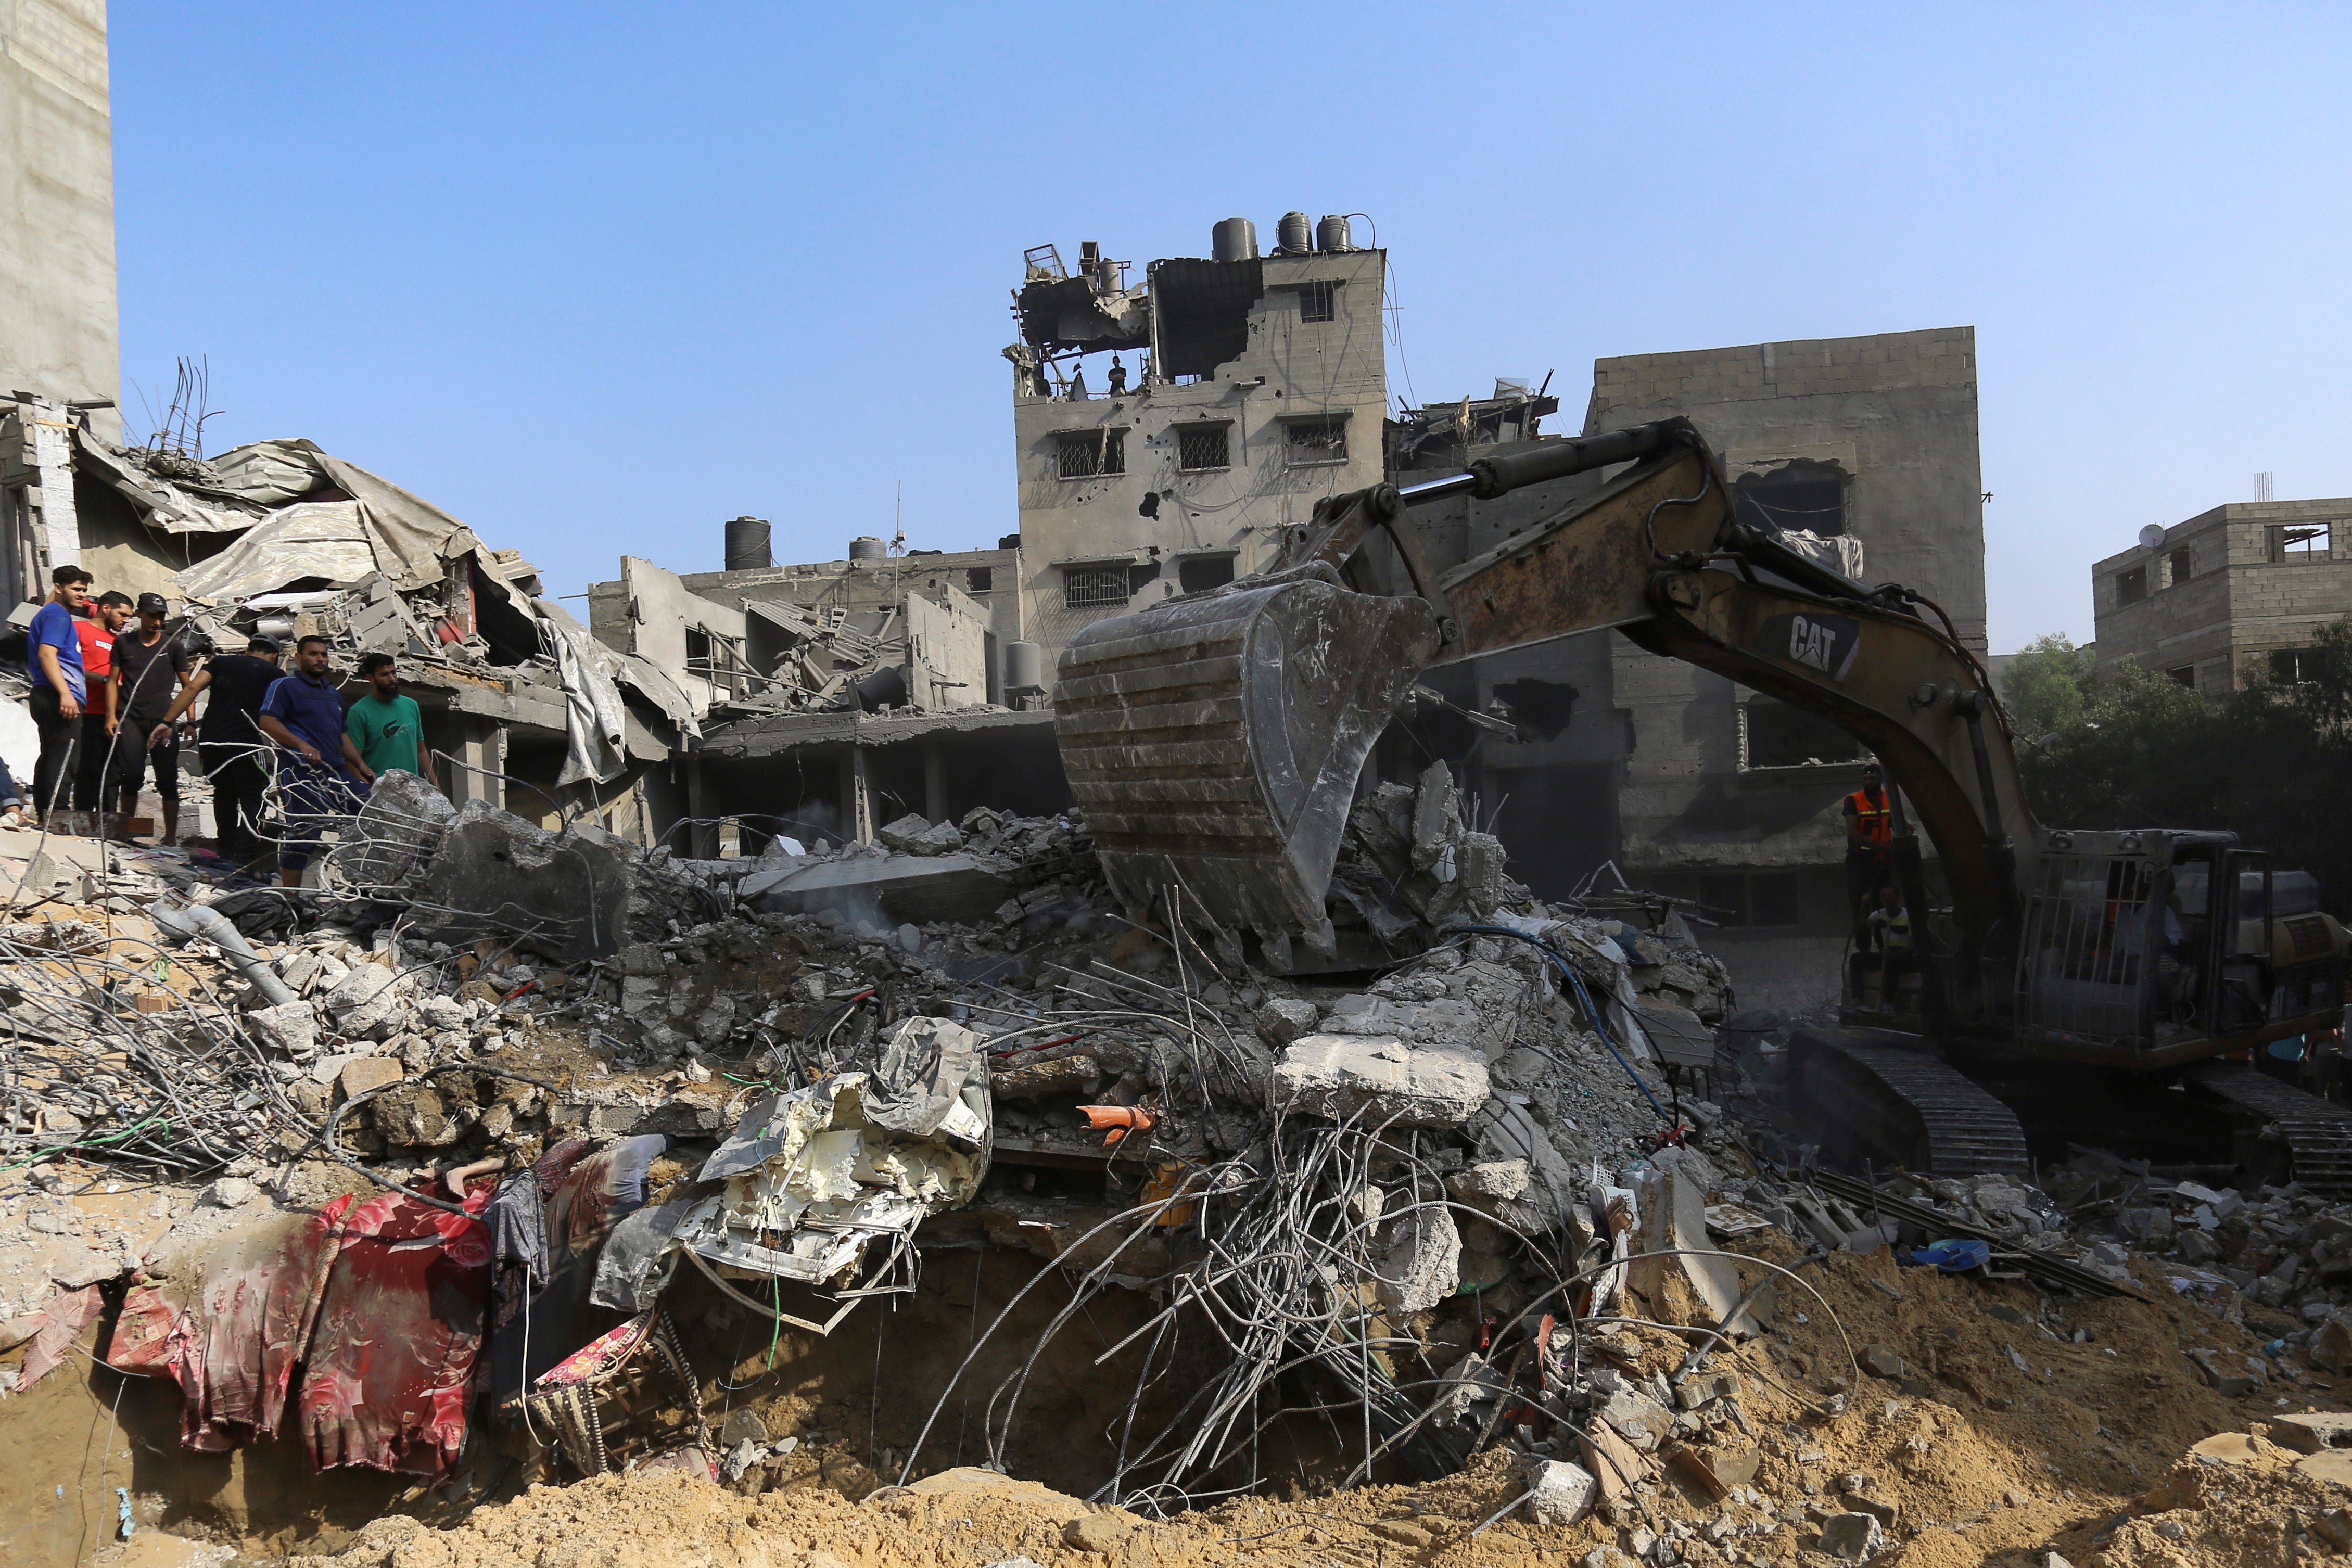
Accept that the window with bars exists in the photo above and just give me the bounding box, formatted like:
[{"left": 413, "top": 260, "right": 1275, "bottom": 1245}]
[
  {"left": 1055, "top": 429, "right": 1124, "bottom": 479},
  {"left": 1062, "top": 565, "right": 1131, "bottom": 608},
  {"left": 1285, "top": 417, "right": 1347, "bottom": 465},
  {"left": 1176, "top": 425, "right": 1231, "bottom": 471},
  {"left": 1296, "top": 280, "right": 1336, "bottom": 322},
  {"left": 2270, "top": 522, "right": 2331, "bottom": 562}
]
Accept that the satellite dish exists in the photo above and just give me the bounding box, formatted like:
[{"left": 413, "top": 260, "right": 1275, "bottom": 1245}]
[{"left": 2139, "top": 524, "right": 2167, "bottom": 549}]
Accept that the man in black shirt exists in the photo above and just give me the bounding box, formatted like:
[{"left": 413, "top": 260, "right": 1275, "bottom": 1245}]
[
  {"left": 111, "top": 593, "right": 193, "bottom": 843},
  {"left": 150, "top": 633, "right": 283, "bottom": 870}
]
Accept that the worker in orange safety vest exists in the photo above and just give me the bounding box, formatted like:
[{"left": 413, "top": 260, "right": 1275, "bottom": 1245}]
[{"left": 1843, "top": 763, "right": 1896, "bottom": 941}]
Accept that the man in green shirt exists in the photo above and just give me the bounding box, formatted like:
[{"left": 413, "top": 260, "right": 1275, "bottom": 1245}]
[{"left": 346, "top": 652, "right": 439, "bottom": 791}]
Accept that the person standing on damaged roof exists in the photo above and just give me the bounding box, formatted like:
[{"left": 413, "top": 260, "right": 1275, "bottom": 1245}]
[
  {"left": 23, "top": 564, "right": 92, "bottom": 825},
  {"left": 345, "top": 652, "right": 437, "bottom": 792},
  {"left": 151, "top": 632, "right": 283, "bottom": 872},
  {"left": 255, "top": 634, "right": 375, "bottom": 887},
  {"left": 111, "top": 593, "right": 194, "bottom": 844}
]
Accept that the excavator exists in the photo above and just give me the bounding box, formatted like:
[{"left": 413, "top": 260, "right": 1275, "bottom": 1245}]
[{"left": 1051, "top": 418, "right": 2352, "bottom": 1187}]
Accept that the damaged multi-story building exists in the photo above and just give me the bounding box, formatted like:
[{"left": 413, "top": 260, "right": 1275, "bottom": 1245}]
[
  {"left": 581, "top": 215, "right": 1988, "bottom": 1012},
  {"left": 2092, "top": 492, "right": 2352, "bottom": 694}
]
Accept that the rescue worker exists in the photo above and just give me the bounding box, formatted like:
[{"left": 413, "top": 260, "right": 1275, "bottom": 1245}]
[
  {"left": 1849, "top": 883, "right": 1917, "bottom": 1014},
  {"left": 1842, "top": 762, "right": 1896, "bottom": 939}
]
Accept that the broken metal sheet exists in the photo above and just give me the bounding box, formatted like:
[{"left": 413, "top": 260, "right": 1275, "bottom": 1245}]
[
  {"left": 172, "top": 501, "right": 383, "bottom": 603},
  {"left": 535, "top": 599, "right": 631, "bottom": 786},
  {"left": 668, "top": 1020, "right": 990, "bottom": 1333},
  {"left": 206, "top": 439, "right": 330, "bottom": 507},
  {"left": 72, "top": 429, "right": 262, "bottom": 533}
]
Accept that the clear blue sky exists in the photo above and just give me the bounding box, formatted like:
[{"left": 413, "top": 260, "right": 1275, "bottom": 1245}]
[{"left": 112, "top": 3, "right": 2352, "bottom": 650}]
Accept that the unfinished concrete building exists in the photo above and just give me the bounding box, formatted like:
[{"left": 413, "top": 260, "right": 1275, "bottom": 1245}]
[
  {"left": 1010, "top": 215, "right": 1388, "bottom": 667},
  {"left": 2092, "top": 496, "right": 2352, "bottom": 694}
]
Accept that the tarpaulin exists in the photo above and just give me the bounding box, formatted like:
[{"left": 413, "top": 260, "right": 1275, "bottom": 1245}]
[
  {"left": 298, "top": 1184, "right": 491, "bottom": 1476},
  {"left": 172, "top": 501, "right": 383, "bottom": 603},
  {"left": 534, "top": 601, "right": 631, "bottom": 787},
  {"left": 109, "top": 1197, "right": 352, "bottom": 1450}
]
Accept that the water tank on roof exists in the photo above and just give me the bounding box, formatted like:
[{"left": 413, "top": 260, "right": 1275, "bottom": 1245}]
[
  {"left": 848, "top": 536, "right": 886, "bottom": 562},
  {"left": 1211, "top": 216, "right": 1258, "bottom": 262},
  {"left": 1316, "top": 214, "right": 1354, "bottom": 252},
  {"left": 1276, "top": 211, "right": 1312, "bottom": 255},
  {"left": 1003, "top": 640, "right": 1045, "bottom": 694},
  {"left": 724, "top": 516, "right": 772, "bottom": 572},
  {"left": 998, "top": 532, "right": 1022, "bottom": 550}
]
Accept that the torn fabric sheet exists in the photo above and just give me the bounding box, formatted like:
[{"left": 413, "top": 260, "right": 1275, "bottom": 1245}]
[
  {"left": 173, "top": 501, "right": 385, "bottom": 603},
  {"left": 487, "top": 1134, "right": 664, "bottom": 1408},
  {"left": 298, "top": 1184, "right": 491, "bottom": 1476},
  {"left": 536, "top": 601, "right": 631, "bottom": 786},
  {"left": 108, "top": 1197, "right": 351, "bottom": 1450}
]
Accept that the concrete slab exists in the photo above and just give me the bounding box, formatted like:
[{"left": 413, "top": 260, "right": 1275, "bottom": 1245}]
[
  {"left": 1268, "top": 1035, "right": 1489, "bottom": 1128},
  {"left": 744, "top": 852, "right": 1012, "bottom": 928}
]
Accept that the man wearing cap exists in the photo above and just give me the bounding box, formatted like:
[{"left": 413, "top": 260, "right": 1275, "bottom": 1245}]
[
  {"left": 110, "top": 593, "right": 192, "bottom": 843},
  {"left": 152, "top": 632, "right": 283, "bottom": 870},
  {"left": 24, "top": 564, "right": 92, "bottom": 821},
  {"left": 256, "top": 635, "right": 375, "bottom": 886}
]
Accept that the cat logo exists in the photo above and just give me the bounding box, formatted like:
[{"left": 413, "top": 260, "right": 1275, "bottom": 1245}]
[{"left": 1760, "top": 611, "right": 1862, "bottom": 681}]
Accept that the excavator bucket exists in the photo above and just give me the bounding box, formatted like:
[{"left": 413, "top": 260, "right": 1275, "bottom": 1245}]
[{"left": 1052, "top": 565, "right": 1440, "bottom": 966}]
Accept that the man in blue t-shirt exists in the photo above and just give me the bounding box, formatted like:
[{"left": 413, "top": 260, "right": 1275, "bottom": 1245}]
[
  {"left": 23, "top": 564, "right": 92, "bottom": 821},
  {"left": 256, "top": 634, "right": 376, "bottom": 885}
]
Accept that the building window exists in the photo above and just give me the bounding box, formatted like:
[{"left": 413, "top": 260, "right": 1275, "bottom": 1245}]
[
  {"left": 965, "top": 567, "right": 993, "bottom": 593},
  {"left": 1178, "top": 554, "right": 1236, "bottom": 594},
  {"left": 2168, "top": 546, "right": 2193, "bottom": 586},
  {"left": 2270, "top": 522, "right": 2331, "bottom": 562},
  {"left": 1296, "top": 280, "right": 1336, "bottom": 323},
  {"left": 1285, "top": 417, "right": 1348, "bottom": 465},
  {"left": 1062, "top": 565, "right": 1131, "bottom": 608},
  {"left": 1176, "top": 425, "right": 1231, "bottom": 472},
  {"left": 1739, "top": 698, "right": 1870, "bottom": 770},
  {"left": 1056, "top": 430, "right": 1125, "bottom": 479},
  {"left": 2168, "top": 664, "right": 2197, "bottom": 688},
  {"left": 2271, "top": 647, "right": 2317, "bottom": 685},
  {"left": 2116, "top": 566, "right": 2147, "bottom": 605},
  {"left": 1732, "top": 462, "right": 1847, "bottom": 537}
]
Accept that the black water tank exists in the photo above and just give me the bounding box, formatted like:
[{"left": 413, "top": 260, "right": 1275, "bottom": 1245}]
[
  {"left": 724, "top": 516, "right": 772, "bottom": 571},
  {"left": 998, "top": 532, "right": 1022, "bottom": 550}
]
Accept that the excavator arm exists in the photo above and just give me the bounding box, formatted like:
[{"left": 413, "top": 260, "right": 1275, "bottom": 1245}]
[{"left": 1054, "top": 419, "right": 2034, "bottom": 986}]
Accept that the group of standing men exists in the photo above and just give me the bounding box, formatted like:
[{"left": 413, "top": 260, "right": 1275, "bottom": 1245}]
[
  {"left": 1842, "top": 762, "right": 1916, "bottom": 1011},
  {"left": 15, "top": 563, "right": 437, "bottom": 884}
]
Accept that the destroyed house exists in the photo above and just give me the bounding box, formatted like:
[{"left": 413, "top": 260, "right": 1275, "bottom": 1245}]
[{"left": 2, "top": 398, "right": 697, "bottom": 838}]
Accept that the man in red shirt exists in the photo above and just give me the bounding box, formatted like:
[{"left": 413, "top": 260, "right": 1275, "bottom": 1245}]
[{"left": 71, "top": 592, "right": 133, "bottom": 817}]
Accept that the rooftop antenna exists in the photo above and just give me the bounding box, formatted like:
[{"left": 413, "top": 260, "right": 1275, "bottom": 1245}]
[
  {"left": 890, "top": 482, "right": 905, "bottom": 555},
  {"left": 2256, "top": 471, "right": 2276, "bottom": 503}
]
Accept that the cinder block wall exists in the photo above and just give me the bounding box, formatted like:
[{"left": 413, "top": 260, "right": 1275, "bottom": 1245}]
[{"left": 2092, "top": 500, "right": 2352, "bottom": 694}]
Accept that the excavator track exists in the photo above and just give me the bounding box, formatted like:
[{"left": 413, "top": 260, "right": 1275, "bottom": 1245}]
[
  {"left": 2182, "top": 1063, "right": 2352, "bottom": 1194},
  {"left": 1787, "top": 1030, "right": 2030, "bottom": 1178}
]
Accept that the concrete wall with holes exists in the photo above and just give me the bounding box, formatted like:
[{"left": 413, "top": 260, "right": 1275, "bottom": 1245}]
[
  {"left": 2092, "top": 499, "right": 2352, "bottom": 696},
  {"left": 1, "top": 0, "right": 118, "bottom": 441},
  {"left": 1012, "top": 249, "right": 1388, "bottom": 671}
]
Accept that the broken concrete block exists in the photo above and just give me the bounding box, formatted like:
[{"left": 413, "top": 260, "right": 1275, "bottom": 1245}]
[
  {"left": 1596, "top": 1388, "right": 1677, "bottom": 1451},
  {"left": 415, "top": 803, "right": 674, "bottom": 961},
  {"left": 875, "top": 813, "right": 931, "bottom": 851},
  {"left": 248, "top": 1000, "right": 318, "bottom": 1061},
  {"left": 1815, "top": 1512, "right": 1885, "bottom": 1561},
  {"left": 1268, "top": 1035, "right": 1489, "bottom": 1128},
  {"left": 1628, "top": 1147, "right": 1756, "bottom": 1335},
  {"left": 322, "top": 961, "right": 394, "bottom": 1023},
  {"left": 338, "top": 1057, "right": 404, "bottom": 1100},
  {"left": 1375, "top": 1206, "right": 1460, "bottom": 1316},
  {"left": 336, "top": 769, "right": 456, "bottom": 893},
  {"left": 203, "top": 1176, "right": 257, "bottom": 1208},
  {"left": 1519, "top": 1456, "right": 1598, "bottom": 1526},
  {"left": 2312, "top": 1316, "right": 2352, "bottom": 1374},
  {"left": 1254, "top": 997, "right": 1319, "bottom": 1048},
  {"left": 1674, "top": 1370, "right": 1741, "bottom": 1409},
  {"left": 1859, "top": 1344, "right": 1906, "bottom": 1380},
  {"left": 1466, "top": 1099, "right": 1585, "bottom": 1236},
  {"left": 1842, "top": 1493, "right": 1899, "bottom": 1528},
  {"left": 746, "top": 852, "right": 1013, "bottom": 929},
  {"left": 2271, "top": 1411, "right": 2352, "bottom": 1453}
]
